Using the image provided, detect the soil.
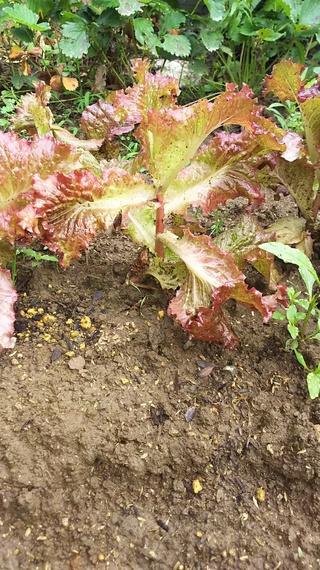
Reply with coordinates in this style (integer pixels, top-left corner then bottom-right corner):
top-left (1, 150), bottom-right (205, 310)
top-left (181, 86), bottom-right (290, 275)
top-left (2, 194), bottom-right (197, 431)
top-left (1, 193), bottom-right (320, 570)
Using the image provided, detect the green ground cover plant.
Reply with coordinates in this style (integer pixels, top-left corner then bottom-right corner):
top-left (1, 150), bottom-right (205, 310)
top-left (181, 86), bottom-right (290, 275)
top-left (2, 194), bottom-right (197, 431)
top-left (0, 0), bottom-right (319, 97)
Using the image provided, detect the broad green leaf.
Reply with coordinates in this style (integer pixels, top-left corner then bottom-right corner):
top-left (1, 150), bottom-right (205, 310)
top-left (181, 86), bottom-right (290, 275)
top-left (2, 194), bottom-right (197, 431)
top-left (296, 298), bottom-right (310, 310)
top-left (161, 10), bottom-right (186, 31)
top-left (273, 310), bottom-right (286, 320)
top-left (161, 34), bottom-right (191, 57)
top-left (117, 0), bottom-right (141, 16)
top-left (307, 371), bottom-right (320, 399)
top-left (300, 0), bottom-right (320, 26)
top-left (133, 17), bottom-right (154, 46)
top-left (287, 303), bottom-right (298, 321)
top-left (92, 0), bottom-right (120, 9)
top-left (264, 0), bottom-right (299, 20)
top-left (200, 28), bottom-right (223, 51)
top-left (203, 0), bottom-right (225, 21)
top-left (264, 59), bottom-right (305, 102)
top-left (3, 5), bottom-right (50, 31)
top-left (257, 28), bottom-right (284, 41)
top-left (293, 347), bottom-right (309, 369)
top-left (260, 242), bottom-right (318, 296)
top-left (32, 168), bottom-right (155, 267)
top-left (60, 21), bottom-right (90, 58)
top-left (287, 323), bottom-right (299, 339)
top-left (27, 0), bottom-right (55, 18)
top-left (0, 266), bottom-right (17, 350)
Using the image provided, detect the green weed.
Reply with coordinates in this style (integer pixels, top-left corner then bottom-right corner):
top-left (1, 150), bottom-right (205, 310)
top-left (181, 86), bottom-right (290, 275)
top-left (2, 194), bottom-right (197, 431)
top-left (261, 242), bottom-right (320, 399)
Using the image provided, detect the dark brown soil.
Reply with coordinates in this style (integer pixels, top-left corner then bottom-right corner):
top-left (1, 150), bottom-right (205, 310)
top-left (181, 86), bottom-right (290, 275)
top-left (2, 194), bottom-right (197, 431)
top-left (1, 209), bottom-right (320, 569)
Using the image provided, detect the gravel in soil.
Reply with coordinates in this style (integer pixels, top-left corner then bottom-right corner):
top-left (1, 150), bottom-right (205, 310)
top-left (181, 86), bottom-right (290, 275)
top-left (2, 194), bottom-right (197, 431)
top-left (1, 230), bottom-right (320, 570)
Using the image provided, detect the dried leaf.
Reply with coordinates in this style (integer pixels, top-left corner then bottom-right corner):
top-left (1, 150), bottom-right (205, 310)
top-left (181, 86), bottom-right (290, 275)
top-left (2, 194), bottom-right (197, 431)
top-left (50, 75), bottom-right (62, 92)
top-left (62, 76), bottom-right (79, 91)
top-left (9, 45), bottom-right (25, 60)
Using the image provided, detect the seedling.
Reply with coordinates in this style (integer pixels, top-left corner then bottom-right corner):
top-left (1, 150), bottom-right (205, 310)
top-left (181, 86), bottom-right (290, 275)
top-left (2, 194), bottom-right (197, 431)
top-left (265, 100), bottom-right (303, 133)
top-left (260, 242), bottom-right (320, 399)
top-left (209, 210), bottom-right (225, 237)
top-left (11, 247), bottom-right (59, 284)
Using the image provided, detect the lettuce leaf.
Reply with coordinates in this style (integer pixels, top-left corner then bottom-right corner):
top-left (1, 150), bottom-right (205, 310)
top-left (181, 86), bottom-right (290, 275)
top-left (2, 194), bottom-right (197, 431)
top-left (0, 132), bottom-right (85, 242)
top-left (32, 168), bottom-right (156, 267)
top-left (111, 58), bottom-right (180, 124)
top-left (10, 80), bottom-right (53, 136)
top-left (159, 230), bottom-right (287, 347)
top-left (0, 266), bottom-right (17, 349)
top-left (81, 100), bottom-right (135, 140)
top-left (163, 130), bottom-right (266, 215)
top-left (264, 59), bottom-right (320, 212)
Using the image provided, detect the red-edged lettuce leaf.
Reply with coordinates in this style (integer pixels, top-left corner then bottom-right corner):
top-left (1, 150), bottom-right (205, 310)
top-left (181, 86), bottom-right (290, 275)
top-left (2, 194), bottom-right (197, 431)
top-left (0, 266), bottom-right (17, 350)
top-left (0, 132), bottom-right (85, 242)
top-left (51, 125), bottom-right (104, 151)
top-left (159, 230), bottom-right (287, 347)
top-left (264, 59), bottom-right (320, 167)
top-left (111, 58), bottom-right (180, 124)
top-left (299, 95), bottom-right (320, 166)
top-left (267, 217), bottom-right (312, 257)
top-left (81, 100), bottom-right (135, 140)
top-left (10, 82), bottom-right (105, 149)
top-left (32, 168), bottom-right (155, 267)
top-left (213, 213), bottom-right (281, 288)
top-left (264, 59), bottom-right (305, 102)
top-left (163, 130), bottom-right (267, 215)
top-left (10, 81), bottom-right (53, 136)
top-left (259, 155), bottom-right (316, 220)
top-left (253, 116), bottom-right (302, 162)
top-left (135, 86), bottom-right (282, 189)
top-left (274, 156), bottom-right (316, 220)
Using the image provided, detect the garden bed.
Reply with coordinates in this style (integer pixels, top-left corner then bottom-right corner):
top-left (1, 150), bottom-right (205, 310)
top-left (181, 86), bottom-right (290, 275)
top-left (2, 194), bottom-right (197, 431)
top-left (1, 221), bottom-right (320, 569)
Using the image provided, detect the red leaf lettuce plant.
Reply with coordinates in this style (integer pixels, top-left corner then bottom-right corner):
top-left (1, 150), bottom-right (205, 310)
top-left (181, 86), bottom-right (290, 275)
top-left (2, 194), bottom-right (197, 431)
top-left (1, 59), bottom-right (303, 351)
top-left (262, 59), bottom-right (320, 226)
